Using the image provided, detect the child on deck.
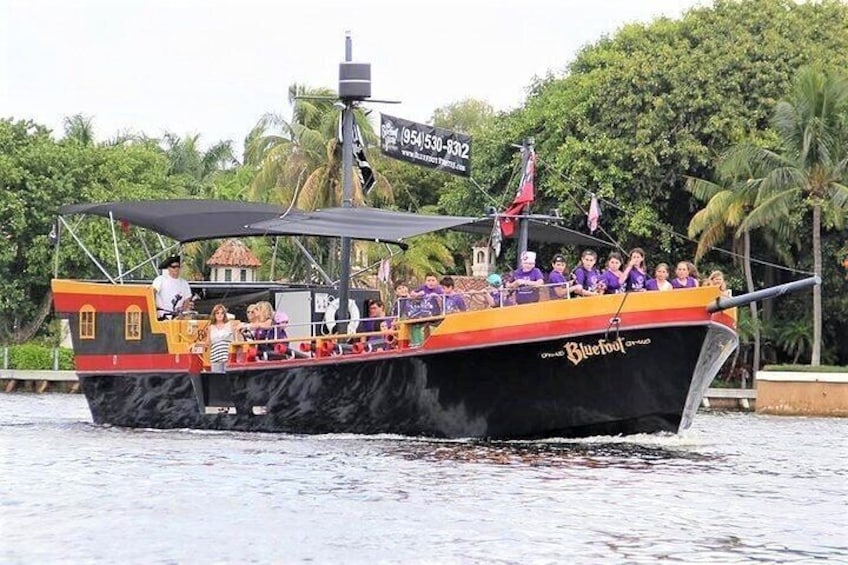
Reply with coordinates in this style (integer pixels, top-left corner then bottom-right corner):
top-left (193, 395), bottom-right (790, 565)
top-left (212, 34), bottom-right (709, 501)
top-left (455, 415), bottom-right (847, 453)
top-left (507, 251), bottom-right (544, 304)
top-left (484, 274), bottom-right (514, 308)
top-left (619, 247), bottom-right (647, 292)
top-left (440, 276), bottom-right (467, 313)
top-left (670, 261), bottom-right (698, 289)
top-left (645, 263), bottom-right (673, 291)
top-left (601, 252), bottom-right (625, 294)
top-left (410, 273), bottom-right (444, 316)
top-left (706, 270), bottom-right (731, 296)
top-left (547, 254), bottom-right (573, 300)
top-left (391, 282), bottom-right (411, 319)
top-left (573, 249), bottom-right (605, 296)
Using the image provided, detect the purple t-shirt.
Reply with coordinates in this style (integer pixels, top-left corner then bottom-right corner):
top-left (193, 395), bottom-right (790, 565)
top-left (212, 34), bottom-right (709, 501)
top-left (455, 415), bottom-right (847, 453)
top-left (626, 267), bottom-right (647, 292)
top-left (443, 293), bottom-right (467, 313)
top-left (574, 266), bottom-right (603, 293)
top-left (415, 285), bottom-right (444, 315)
top-left (601, 270), bottom-right (624, 294)
top-left (547, 270), bottom-right (571, 299)
top-left (646, 278), bottom-right (672, 291)
top-left (391, 297), bottom-right (410, 319)
top-left (670, 277), bottom-right (697, 289)
top-left (489, 290), bottom-right (514, 308)
top-left (511, 267), bottom-right (544, 304)
top-left (360, 317), bottom-right (390, 341)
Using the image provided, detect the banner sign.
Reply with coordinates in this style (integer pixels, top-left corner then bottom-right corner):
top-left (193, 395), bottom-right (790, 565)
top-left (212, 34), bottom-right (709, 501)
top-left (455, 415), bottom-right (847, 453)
top-left (380, 114), bottom-right (471, 177)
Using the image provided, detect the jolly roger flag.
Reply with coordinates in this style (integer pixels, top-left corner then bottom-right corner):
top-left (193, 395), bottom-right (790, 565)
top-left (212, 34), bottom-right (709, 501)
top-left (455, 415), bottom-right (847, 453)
top-left (353, 123), bottom-right (376, 194)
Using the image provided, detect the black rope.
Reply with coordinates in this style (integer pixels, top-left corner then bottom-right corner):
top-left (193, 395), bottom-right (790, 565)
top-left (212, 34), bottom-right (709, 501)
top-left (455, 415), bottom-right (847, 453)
top-left (605, 292), bottom-right (629, 343)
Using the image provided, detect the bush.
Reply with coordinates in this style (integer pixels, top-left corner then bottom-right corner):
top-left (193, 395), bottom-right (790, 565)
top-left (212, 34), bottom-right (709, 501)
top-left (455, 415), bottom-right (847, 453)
top-left (5, 344), bottom-right (75, 370)
top-left (58, 347), bottom-right (75, 370)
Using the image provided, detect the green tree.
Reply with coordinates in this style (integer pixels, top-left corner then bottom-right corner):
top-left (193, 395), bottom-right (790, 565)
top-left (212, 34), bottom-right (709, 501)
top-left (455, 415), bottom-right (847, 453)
top-left (63, 114), bottom-right (95, 145)
top-left (246, 84), bottom-right (395, 280)
top-left (0, 119), bottom-right (179, 343)
top-left (247, 84), bottom-right (393, 209)
top-left (687, 175), bottom-right (765, 371)
top-left (723, 66), bottom-right (848, 365)
top-left (389, 234), bottom-right (455, 286)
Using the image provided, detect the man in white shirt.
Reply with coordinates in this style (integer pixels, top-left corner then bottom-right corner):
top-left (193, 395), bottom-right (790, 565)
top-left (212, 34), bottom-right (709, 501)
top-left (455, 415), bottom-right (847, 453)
top-left (152, 255), bottom-right (193, 319)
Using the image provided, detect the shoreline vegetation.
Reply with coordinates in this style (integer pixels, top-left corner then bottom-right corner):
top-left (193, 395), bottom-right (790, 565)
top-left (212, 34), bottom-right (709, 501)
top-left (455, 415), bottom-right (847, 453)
top-left (2, 0), bottom-right (847, 377)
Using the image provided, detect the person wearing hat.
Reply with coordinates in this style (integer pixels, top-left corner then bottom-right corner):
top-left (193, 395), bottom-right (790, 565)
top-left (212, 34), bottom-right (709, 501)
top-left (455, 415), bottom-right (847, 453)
top-left (507, 251), bottom-right (544, 304)
top-left (152, 255), bottom-right (193, 319)
top-left (548, 253), bottom-right (574, 299)
top-left (484, 273), bottom-right (514, 308)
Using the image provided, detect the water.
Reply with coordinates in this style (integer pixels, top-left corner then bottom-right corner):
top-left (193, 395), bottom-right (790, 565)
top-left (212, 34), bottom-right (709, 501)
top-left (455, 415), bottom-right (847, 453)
top-left (1, 394), bottom-right (846, 564)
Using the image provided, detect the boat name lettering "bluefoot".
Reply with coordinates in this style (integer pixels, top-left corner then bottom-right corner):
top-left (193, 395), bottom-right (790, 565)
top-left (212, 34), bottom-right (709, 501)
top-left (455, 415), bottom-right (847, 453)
top-left (540, 337), bottom-right (651, 365)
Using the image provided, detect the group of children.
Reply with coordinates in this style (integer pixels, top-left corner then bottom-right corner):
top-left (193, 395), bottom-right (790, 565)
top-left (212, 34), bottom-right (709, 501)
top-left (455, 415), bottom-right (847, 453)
top-left (384, 248), bottom-right (730, 317)
top-left (564, 247), bottom-right (728, 296)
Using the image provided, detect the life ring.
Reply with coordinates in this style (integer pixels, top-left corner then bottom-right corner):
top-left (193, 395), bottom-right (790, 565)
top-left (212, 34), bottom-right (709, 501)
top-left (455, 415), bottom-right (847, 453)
top-left (323, 296), bottom-right (360, 334)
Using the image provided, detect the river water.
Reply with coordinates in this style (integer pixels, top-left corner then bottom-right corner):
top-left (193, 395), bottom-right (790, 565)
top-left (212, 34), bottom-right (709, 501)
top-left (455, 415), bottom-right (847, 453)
top-left (1, 394), bottom-right (845, 564)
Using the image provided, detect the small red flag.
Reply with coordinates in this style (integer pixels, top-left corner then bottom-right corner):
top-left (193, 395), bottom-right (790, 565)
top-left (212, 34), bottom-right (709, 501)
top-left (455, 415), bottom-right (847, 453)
top-left (499, 147), bottom-right (536, 238)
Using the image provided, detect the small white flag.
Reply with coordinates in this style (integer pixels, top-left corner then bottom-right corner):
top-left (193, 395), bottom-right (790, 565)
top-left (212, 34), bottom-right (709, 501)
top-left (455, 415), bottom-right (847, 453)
top-left (588, 194), bottom-right (601, 233)
top-left (378, 258), bottom-right (391, 284)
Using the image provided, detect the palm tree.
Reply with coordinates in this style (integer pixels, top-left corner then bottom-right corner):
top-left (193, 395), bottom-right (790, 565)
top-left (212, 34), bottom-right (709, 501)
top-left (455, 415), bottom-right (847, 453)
top-left (246, 84), bottom-right (394, 279)
top-left (720, 66), bottom-right (848, 366)
top-left (246, 83), bottom-right (393, 208)
top-left (160, 133), bottom-right (240, 279)
top-left (390, 234), bottom-right (455, 286)
top-left (687, 175), bottom-right (764, 373)
top-left (63, 114), bottom-right (95, 145)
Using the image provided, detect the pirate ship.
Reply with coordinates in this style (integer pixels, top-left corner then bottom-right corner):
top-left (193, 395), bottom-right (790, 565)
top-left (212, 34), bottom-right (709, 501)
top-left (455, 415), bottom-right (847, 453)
top-left (50, 37), bottom-right (818, 439)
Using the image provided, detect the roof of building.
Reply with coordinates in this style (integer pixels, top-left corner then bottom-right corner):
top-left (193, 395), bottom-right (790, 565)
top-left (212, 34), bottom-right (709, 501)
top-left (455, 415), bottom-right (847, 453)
top-left (206, 239), bottom-right (262, 268)
top-left (451, 275), bottom-right (491, 311)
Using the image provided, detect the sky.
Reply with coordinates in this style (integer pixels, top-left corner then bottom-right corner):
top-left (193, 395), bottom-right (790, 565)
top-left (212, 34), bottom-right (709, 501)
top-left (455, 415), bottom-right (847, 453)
top-left (2, 0), bottom-right (707, 153)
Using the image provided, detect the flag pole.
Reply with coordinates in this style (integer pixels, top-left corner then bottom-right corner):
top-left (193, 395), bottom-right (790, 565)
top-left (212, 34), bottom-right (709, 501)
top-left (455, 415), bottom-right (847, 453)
top-left (515, 138), bottom-right (533, 268)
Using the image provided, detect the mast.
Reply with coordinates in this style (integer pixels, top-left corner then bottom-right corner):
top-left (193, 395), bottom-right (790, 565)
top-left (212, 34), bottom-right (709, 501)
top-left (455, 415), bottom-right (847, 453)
top-left (336, 32), bottom-right (371, 332)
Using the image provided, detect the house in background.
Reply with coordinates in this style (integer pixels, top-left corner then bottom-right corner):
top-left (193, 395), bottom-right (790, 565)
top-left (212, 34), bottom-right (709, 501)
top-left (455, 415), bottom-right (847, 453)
top-left (471, 241), bottom-right (496, 277)
top-left (206, 239), bottom-right (262, 283)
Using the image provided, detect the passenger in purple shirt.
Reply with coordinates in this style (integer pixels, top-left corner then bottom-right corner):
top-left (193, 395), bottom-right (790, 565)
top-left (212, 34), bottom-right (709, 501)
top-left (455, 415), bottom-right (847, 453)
top-left (601, 252), bottom-right (625, 294)
top-left (573, 249), bottom-right (605, 296)
top-left (507, 251), bottom-right (544, 304)
top-left (547, 253), bottom-right (574, 299)
top-left (619, 247), bottom-right (648, 292)
top-left (484, 273), bottom-right (514, 308)
top-left (645, 263), bottom-right (673, 291)
top-left (440, 276), bottom-right (467, 313)
top-left (410, 273), bottom-right (444, 315)
top-left (360, 300), bottom-right (391, 348)
top-left (670, 261), bottom-right (698, 289)
top-left (391, 282), bottom-right (411, 319)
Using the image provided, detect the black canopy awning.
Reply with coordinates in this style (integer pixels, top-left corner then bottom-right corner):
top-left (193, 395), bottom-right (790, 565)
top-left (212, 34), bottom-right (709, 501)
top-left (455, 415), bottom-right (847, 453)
top-left (249, 207), bottom-right (612, 248)
top-left (248, 207), bottom-right (479, 244)
top-left (59, 200), bottom-right (294, 243)
top-left (59, 200), bottom-right (612, 248)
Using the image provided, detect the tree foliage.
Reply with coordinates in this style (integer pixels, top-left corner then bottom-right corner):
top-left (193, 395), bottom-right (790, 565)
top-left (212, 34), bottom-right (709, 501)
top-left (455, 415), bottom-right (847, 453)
top-left (0, 119), bottom-right (181, 342)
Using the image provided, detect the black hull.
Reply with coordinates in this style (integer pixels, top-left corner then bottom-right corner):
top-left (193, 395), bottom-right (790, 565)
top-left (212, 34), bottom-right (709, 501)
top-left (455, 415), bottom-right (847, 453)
top-left (78, 325), bottom-right (735, 439)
